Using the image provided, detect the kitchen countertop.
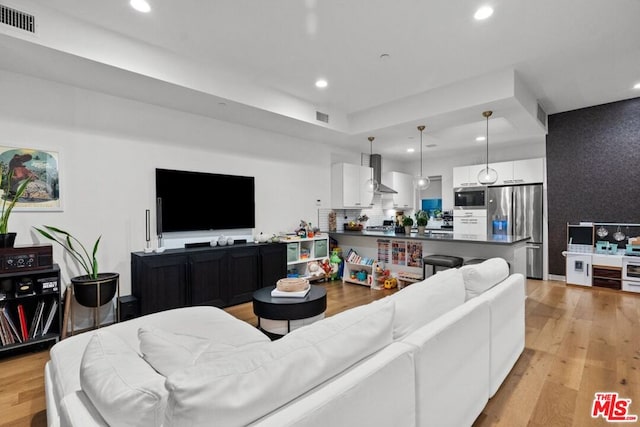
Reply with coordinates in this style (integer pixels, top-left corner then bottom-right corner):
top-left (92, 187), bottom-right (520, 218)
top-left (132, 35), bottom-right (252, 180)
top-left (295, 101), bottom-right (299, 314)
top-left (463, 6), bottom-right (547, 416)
top-left (330, 230), bottom-right (531, 245)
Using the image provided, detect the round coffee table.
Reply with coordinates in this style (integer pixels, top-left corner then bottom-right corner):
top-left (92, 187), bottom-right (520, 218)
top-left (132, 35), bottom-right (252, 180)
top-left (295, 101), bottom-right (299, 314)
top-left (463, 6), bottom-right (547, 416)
top-left (252, 285), bottom-right (327, 339)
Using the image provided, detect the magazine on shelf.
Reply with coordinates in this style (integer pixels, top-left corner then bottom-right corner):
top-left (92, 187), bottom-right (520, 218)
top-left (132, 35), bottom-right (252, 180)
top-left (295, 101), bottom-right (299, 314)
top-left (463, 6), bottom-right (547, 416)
top-left (42, 300), bottom-right (58, 336)
top-left (1, 305), bottom-right (22, 343)
top-left (28, 300), bottom-right (45, 340)
top-left (17, 304), bottom-right (28, 342)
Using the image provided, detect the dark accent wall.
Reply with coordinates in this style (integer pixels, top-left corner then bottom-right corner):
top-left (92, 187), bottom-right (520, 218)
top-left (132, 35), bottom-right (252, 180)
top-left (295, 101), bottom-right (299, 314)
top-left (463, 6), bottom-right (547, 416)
top-left (546, 97), bottom-right (640, 275)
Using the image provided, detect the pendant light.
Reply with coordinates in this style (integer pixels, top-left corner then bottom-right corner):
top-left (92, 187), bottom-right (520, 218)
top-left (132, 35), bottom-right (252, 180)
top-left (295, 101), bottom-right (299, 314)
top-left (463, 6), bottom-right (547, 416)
top-left (365, 136), bottom-right (379, 193)
top-left (414, 125), bottom-right (430, 190)
top-left (477, 110), bottom-right (498, 185)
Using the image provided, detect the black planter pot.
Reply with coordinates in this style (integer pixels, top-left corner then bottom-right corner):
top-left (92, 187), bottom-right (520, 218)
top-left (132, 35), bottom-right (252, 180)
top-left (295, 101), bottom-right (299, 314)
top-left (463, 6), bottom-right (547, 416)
top-left (71, 272), bottom-right (119, 308)
top-left (0, 232), bottom-right (16, 248)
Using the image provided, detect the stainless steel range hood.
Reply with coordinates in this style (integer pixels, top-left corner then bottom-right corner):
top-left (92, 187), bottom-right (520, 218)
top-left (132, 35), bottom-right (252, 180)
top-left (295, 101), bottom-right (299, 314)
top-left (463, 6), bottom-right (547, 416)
top-left (369, 154), bottom-right (397, 194)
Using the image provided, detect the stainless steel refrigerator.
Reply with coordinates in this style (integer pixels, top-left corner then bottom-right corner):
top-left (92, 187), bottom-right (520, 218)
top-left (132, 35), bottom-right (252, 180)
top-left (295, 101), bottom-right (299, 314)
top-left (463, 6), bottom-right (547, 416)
top-left (487, 184), bottom-right (543, 279)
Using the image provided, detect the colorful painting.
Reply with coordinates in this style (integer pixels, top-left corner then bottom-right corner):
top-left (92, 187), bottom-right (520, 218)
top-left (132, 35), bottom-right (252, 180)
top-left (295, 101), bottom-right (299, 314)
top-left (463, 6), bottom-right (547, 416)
top-left (0, 146), bottom-right (61, 211)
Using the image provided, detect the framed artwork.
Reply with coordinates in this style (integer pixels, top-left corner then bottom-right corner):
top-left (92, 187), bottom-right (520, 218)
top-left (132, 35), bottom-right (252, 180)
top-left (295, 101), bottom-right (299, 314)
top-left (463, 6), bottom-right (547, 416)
top-left (0, 146), bottom-right (62, 211)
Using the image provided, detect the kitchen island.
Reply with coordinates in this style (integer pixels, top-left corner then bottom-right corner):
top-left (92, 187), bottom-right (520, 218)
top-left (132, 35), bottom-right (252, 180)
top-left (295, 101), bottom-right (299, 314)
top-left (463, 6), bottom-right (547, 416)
top-left (330, 230), bottom-right (530, 280)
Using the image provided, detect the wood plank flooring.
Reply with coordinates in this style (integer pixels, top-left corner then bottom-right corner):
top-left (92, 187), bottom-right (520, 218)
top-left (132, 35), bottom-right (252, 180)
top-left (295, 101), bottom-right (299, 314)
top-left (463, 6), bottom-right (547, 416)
top-left (1, 279), bottom-right (639, 427)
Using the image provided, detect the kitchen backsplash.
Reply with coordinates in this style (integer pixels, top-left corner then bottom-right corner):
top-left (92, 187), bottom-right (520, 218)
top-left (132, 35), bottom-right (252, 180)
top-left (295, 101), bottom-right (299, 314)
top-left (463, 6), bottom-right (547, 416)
top-left (318, 194), bottom-right (415, 231)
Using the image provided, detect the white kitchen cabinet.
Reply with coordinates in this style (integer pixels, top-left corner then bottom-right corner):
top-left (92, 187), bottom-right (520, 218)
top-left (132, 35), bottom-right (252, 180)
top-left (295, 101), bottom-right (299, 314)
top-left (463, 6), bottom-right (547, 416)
top-left (565, 253), bottom-right (592, 286)
top-left (453, 209), bottom-right (487, 236)
top-left (331, 163), bottom-right (374, 209)
top-left (512, 158), bottom-right (544, 184)
top-left (455, 158), bottom-right (544, 187)
top-left (382, 171), bottom-right (414, 210)
top-left (490, 161), bottom-right (515, 185)
top-left (453, 166), bottom-right (483, 187)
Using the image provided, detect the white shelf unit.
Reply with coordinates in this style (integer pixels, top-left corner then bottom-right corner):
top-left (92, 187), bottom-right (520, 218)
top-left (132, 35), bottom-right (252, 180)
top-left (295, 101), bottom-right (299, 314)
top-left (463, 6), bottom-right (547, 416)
top-left (342, 249), bottom-right (378, 287)
top-left (284, 235), bottom-right (330, 281)
top-left (343, 261), bottom-right (379, 287)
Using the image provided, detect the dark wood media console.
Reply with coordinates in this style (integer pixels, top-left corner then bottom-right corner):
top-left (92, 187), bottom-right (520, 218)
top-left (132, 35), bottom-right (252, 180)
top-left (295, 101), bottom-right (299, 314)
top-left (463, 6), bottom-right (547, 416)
top-left (131, 243), bottom-right (286, 316)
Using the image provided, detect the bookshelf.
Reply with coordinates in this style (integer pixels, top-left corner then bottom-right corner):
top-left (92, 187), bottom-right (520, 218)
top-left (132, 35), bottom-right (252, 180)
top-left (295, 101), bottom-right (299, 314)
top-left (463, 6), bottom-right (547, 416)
top-left (0, 265), bottom-right (61, 356)
top-left (343, 249), bottom-right (378, 287)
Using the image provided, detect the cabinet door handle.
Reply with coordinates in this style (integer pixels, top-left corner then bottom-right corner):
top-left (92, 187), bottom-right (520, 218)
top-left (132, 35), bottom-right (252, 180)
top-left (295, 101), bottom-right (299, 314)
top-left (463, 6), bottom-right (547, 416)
top-left (586, 264), bottom-right (589, 277)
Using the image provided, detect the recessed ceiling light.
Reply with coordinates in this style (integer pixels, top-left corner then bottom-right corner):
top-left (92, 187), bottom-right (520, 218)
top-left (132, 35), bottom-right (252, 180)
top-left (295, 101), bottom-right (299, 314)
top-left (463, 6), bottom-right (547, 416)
top-left (315, 79), bottom-right (328, 88)
top-left (634, 82), bottom-right (640, 89)
top-left (474, 5), bottom-right (493, 20)
top-left (130, 0), bottom-right (151, 13)
top-left (407, 148), bottom-right (415, 153)
top-left (476, 136), bottom-right (486, 142)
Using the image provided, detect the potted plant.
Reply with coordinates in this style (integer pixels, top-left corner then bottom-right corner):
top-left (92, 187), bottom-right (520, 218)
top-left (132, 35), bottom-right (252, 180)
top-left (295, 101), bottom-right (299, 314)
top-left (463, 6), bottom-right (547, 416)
top-left (402, 216), bottom-right (414, 235)
top-left (415, 210), bottom-right (429, 234)
top-left (0, 168), bottom-right (32, 248)
top-left (33, 225), bottom-right (119, 308)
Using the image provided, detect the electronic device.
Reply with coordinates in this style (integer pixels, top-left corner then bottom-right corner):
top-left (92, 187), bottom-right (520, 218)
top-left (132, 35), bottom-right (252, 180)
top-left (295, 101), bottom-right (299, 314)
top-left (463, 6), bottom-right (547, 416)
top-left (37, 276), bottom-right (59, 294)
top-left (156, 168), bottom-right (255, 232)
top-left (0, 245), bottom-right (53, 272)
top-left (15, 277), bottom-right (35, 296)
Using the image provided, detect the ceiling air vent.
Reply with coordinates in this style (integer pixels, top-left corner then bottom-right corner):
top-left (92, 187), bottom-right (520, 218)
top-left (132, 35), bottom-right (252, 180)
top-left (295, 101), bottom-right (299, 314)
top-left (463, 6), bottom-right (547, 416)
top-left (536, 102), bottom-right (547, 127)
top-left (0, 4), bottom-right (35, 33)
top-left (316, 111), bottom-right (329, 123)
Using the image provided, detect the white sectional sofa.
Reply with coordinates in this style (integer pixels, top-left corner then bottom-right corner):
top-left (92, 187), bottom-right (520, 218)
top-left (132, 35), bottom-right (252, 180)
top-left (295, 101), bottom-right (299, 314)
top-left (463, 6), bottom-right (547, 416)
top-left (45, 257), bottom-right (525, 427)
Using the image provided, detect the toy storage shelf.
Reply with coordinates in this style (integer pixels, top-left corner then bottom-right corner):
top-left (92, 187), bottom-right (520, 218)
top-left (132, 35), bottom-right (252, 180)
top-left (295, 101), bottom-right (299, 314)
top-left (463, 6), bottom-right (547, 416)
top-left (343, 261), bottom-right (379, 287)
top-left (283, 235), bottom-right (329, 281)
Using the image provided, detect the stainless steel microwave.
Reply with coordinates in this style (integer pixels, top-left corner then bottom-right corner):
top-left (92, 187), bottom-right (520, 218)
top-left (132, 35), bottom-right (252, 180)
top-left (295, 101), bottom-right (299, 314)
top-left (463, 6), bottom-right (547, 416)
top-left (454, 187), bottom-right (487, 209)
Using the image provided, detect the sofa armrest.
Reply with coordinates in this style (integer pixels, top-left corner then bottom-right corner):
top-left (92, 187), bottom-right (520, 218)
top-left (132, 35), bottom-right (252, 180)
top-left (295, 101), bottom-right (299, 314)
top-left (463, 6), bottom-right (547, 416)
top-left (401, 297), bottom-right (491, 427)
top-left (59, 391), bottom-right (108, 427)
top-left (250, 343), bottom-right (416, 427)
top-left (474, 273), bottom-right (526, 396)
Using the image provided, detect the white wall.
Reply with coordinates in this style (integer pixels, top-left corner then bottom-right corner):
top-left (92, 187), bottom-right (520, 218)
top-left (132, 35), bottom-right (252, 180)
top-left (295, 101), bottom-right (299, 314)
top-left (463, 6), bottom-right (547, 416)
top-left (0, 70), bottom-right (335, 301)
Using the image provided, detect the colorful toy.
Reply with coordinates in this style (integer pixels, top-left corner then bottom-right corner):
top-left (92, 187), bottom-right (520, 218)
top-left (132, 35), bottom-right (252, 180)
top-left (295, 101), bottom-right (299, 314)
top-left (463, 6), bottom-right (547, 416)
top-left (383, 277), bottom-right (398, 289)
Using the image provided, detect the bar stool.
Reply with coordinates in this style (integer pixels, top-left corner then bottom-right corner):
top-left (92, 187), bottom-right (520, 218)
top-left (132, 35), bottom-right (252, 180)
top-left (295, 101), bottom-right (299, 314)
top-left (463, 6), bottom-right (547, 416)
top-left (464, 258), bottom-right (487, 266)
top-left (423, 255), bottom-right (464, 278)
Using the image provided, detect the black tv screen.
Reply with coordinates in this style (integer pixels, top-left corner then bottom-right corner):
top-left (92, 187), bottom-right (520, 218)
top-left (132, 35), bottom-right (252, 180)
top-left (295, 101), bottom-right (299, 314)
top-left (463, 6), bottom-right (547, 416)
top-left (156, 168), bottom-right (255, 232)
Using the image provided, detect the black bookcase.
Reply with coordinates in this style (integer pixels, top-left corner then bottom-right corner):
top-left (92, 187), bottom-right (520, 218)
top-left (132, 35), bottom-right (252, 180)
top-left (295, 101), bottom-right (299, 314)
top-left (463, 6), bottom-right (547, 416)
top-left (0, 265), bottom-right (61, 357)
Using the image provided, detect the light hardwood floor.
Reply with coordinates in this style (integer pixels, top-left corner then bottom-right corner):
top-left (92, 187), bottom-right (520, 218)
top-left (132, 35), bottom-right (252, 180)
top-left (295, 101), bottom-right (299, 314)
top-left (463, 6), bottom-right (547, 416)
top-left (1, 279), bottom-right (639, 427)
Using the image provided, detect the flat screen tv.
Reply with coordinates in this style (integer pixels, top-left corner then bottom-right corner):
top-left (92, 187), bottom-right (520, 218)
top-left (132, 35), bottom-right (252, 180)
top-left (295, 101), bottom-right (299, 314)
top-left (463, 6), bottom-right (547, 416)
top-left (155, 168), bottom-right (255, 232)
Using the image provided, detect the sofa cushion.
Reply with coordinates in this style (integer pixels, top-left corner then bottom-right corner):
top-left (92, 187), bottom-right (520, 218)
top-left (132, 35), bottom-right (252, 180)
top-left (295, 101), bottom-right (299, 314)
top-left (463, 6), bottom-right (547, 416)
top-left (459, 257), bottom-right (510, 300)
top-left (390, 267), bottom-right (466, 340)
top-left (79, 331), bottom-right (168, 427)
top-left (164, 297), bottom-right (396, 427)
top-left (138, 327), bottom-right (266, 377)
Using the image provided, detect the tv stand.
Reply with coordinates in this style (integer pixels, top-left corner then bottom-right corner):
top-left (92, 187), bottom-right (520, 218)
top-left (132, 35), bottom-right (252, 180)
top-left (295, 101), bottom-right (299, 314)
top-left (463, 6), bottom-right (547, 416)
top-left (131, 243), bottom-right (286, 316)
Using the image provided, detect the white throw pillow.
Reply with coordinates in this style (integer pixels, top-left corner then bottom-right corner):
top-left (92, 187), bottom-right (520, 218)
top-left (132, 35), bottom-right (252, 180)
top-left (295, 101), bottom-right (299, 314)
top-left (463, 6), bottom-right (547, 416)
top-left (80, 331), bottom-right (168, 427)
top-left (459, 257), bottom-right (510, 300)
top-left (390, 267), bottom-right (466, 340)
top-left (164, 298), bottom-right (396, 427)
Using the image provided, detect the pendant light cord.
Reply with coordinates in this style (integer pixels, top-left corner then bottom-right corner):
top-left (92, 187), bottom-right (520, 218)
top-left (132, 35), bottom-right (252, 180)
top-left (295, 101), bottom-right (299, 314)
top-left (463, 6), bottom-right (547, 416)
top-left (418, 125), bottom-right (425, 176)
top-left (482, 111), bottom-right (492, 170)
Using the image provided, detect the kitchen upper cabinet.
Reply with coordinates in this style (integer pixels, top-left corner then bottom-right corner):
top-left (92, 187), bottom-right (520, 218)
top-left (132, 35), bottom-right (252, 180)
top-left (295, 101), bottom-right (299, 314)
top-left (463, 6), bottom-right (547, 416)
top-left (455, 158), bottom-right (544, 187)
top-left (453, 165), bottom-right (485, 187)
top-left (382, 171), bottom-right (414, 210)
top-left (491, 158), bottom-right (544, 185)
top-left (512, 158), bottom-right (544, 184)
top-left (331, 163), bottom-right (374, 209)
